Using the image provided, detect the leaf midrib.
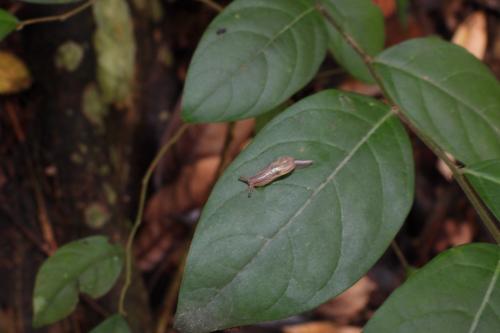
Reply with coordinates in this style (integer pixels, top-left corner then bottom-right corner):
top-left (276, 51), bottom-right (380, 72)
top-left (464, 168), bottom-right (500, 185)
top-left (194, 110), bottom-right (394, 313)
top-left (468, 258), bottom-right (500, 333)
top-left (374, 60), bottom-right (500, 137)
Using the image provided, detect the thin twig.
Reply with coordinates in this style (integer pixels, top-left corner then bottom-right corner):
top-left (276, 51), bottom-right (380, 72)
top-left (4, 102), bottom-right (58, 252)
top-left (118, 124), bottom-right (190, 316)
top-left (390, 240), bottom-right (410, 273)
top-left (316, 67), bottom-right (346, 80)
top-left (81, 295), bottom-right (110, 318)
top-left (16, 0), bottom-right (97, 31)
top-left (316, 3), bottom-right (500, 243)
top-left (154, 239), bottom-right (192, 333)
top-left (196, 0), bottom-right (223, 12)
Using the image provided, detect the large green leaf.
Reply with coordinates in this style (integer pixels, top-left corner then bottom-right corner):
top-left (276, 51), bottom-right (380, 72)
top-left (33, 236), bottom-right (124, 328)
top-left (464, 159), bottom-right (500, 221)
top-left (374, 37), bottom-right (500, 165)
top-left (90, 314), bottom-right (131, 333)
top-left (365, 243), bottom-right (500, 333)
top-left (319, 0), bottom-right (384, 83)
top-left (182, 0), bottom-right (328, 123)
top-left (175, 90), bottom-right (414, 332)
top-left (0, 9), bottom-right (18, 41)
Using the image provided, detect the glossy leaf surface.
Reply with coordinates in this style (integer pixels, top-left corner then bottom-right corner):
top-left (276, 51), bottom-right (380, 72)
top-left (320, 0), bottom-right (384, 83)
top-left (374, 37), bottom-right (500, 165)
top-left (182, 0), bottom-right (328, 122)
top-left (33, 236), bottom-right (123, 327)
top-left (365, 243), bottom-right (500, 333)
top-left (175, 90), bottom-right (414, 332)
top-left (464, 159), bottom-right (500, 221)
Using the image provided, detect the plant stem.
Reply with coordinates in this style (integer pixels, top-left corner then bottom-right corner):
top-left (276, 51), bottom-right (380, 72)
top-left (17, 0), bottom-right (97, 30)
top-left (316, 3), bottom-right (500, 244)
top-left (154, 238), bottom-right (192, 333)
top-left (196, 0), bottom-right (223, 13)
top-left (391, 240), bottom-right (410, 272)
top-left (118, 124), bottom-right (190, 315)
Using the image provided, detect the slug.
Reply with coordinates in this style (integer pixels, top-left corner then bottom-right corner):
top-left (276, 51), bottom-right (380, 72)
top-left (238, 156), bottom-right (313, 196)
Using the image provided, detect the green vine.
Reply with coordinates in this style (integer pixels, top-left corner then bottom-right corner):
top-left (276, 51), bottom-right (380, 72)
top-left (118, 124), bottom-right (189, 315)
top-left (316, 3), bottom-right (500, 244)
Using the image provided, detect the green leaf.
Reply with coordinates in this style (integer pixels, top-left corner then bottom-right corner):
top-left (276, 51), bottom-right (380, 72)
top-left (464, 159), bottom-right (500, 221)
top-left (0, 9), bottom-right (18, 41)
top-left (93, 0), bottom-right (136, 104)
top-left (175, 90), bottom-right (414, 332)
top-left (182, 0), bottom-right (328, 123)
top-left (32, 236), bottom-right (124, 328)
top-left (90, 314), bottom-right (131, 333)
top-left (254, 101), bottom-right (291, 133)
top-left (374, 37), bottom-right (500, 165)
top-left (319, 0), bottom-right (384, 83)
top-left (365, 243), bottom-right (500, 333)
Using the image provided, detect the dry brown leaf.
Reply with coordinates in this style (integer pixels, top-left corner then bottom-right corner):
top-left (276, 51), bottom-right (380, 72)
top-left (317, 276), bottom-right (376, 324)
top-left (284, 322), bottom-right (361, 333)
top-left (136, 118), bottom-right (254, 270)
top-left (435, 219), bottom-right (474, 252)
top-left (136, 156), bottom-right (220, 270)
top-left (283, 322), bottom-right (339, 333)
top-left (0, 51), bottom-right (32, 94)
top-left (336, 326), bottom-right (361, 333)
top-left (385, 15), bottom-right (424, 47)
top-left (452, 11), bottom-right (487, 60)
top-left (372, 0), bottom-right (396, 17)
top-left (339, 79), bottom-right (380, 96)
top-left (0, 308), bottom-right (19, 333)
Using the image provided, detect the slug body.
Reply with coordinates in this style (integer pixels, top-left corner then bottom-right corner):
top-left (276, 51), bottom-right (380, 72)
top-left (239, 156), bottom-right (313, 196)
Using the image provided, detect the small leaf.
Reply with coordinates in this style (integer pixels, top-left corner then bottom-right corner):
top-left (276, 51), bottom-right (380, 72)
top-left (319, 0), bottom-right (384, 83)
top-left (182, 0), bottom-right (328, 122)
top-left (365, 243), bottom-right (500, 333)
top-left (0, 9), bottom-right (18, 41)
top-left (90, 314), bottom-right (131, 333)
top-left (464, 159), bottom-right (500, 221)
top-left (93, 0), bottom-right (136, 104)
top-left (175, 90), bottom-right (414, 332)
top-left (374, 37), bottom-right (500, 165)
top-left (33, 236), bottom-right (123, 328)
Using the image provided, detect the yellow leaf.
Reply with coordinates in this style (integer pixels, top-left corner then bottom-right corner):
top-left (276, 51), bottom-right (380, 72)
top-left (0, 51), bottom-right (32, 94)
